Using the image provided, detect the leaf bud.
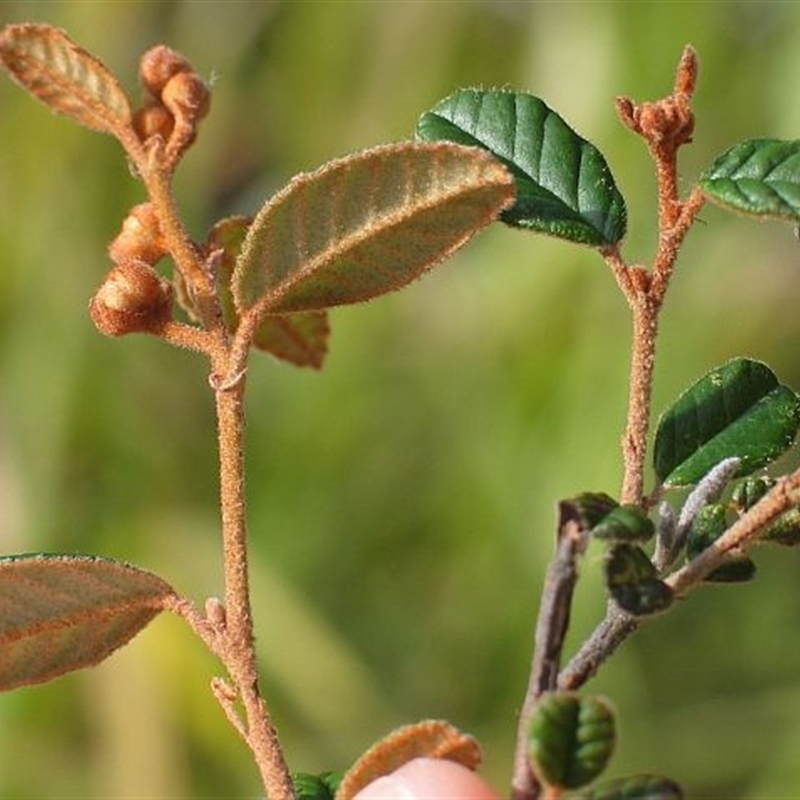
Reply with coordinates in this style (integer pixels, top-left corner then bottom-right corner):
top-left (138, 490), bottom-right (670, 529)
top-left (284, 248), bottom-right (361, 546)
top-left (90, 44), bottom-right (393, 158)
top-left (108, 203), bottom-right (166, 266)
top-left (139, 45), bottom-right (193, 98)
top-left (89, 261), bottom-right (172, 337)
top-left (161, 71), bottom-right (211, 124)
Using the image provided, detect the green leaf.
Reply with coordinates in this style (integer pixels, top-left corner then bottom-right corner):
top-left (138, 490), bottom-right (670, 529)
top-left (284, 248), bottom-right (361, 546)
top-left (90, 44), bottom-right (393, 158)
top-left (700, 139), bottom-right (800, 221)
top-left (761, 507), bottom-right (800, 547)
top-left (416, 89), bottom-right (626, 246)
top-left (293, 772), bottom-right (342, 800)
top-left (559, 493), bottom-right (619, 533)
top-left (232, 141), bottom-right (514, 315)
top-left (576, 773), bottom-right (684, 800)
top-left (591, 505), bottom-right (655, 543)
top-left (0, 554), bottom-right (176, 690)
top-left (654, 358), bottom-right (800, 487)
top-left (731, 476), bottom-right (775, 513)
top-left (528, 693), bottom-right (615, 790)
top-left (686, 504), bottom-right (756, 583)
top-left (605, 544), bottom-right (673, 616)
top-left (200, 216), bottom-right (330, 369)
top-left (0, 23), bottom-right (132, 137)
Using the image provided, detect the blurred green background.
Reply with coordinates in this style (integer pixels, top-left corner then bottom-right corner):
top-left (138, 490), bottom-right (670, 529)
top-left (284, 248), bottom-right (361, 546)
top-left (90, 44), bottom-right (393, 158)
top-left (2, 1), bottom-right (800, 797)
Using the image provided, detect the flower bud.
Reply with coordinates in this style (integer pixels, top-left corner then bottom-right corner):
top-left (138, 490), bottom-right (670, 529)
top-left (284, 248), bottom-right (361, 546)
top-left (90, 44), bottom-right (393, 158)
top-left (108, 203), bottom-right (166, 266)
top-left (132, 102), bottom-right (175, 143)
top-left (161, 71), bottom-right (211, 124)
top-left (139, 45), bottom-right (193, 98)
top-left (89, 261), bottom-right (172, 337)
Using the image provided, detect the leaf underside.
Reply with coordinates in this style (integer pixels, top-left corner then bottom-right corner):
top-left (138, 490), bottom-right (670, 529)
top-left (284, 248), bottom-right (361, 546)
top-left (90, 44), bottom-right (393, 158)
top-left (654, 358), bottom-right (800, 487)
top-left (0, 554), bottom-right (175, 691)
top-left (416, 88), bottom-right (627, 246)
top-left (0, 23), bottom-right (131, 136)
top-left (205, 216), bottom-right (330, 369)
top-left (232, 141), bottom-right (515, 315)
top-left (700, 139), bottom-right (800, 221)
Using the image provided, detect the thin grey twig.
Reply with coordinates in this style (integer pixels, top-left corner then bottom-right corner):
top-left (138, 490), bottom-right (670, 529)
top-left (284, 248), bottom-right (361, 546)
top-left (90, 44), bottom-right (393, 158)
top-left (511, 511), bottom-right (588, 800)
top-left (557, 602), bottom-right (638, 691)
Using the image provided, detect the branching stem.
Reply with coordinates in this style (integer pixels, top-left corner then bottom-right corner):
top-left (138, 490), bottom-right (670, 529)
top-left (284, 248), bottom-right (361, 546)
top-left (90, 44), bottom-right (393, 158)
top-left (516, 50), bottom-right (710, 795)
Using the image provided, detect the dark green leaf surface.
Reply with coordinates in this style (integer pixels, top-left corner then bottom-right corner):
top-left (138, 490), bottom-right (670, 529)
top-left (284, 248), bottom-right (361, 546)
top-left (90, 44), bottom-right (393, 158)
top-left (762, 507), bottom-right (800, 546)
top-left (232, 142), bottom-right (514, 315)
top-left (700, 139), bottom-right (800, 220)
top-left (731, 477), bottom-right (774, 513)
top-left (0, 554), bottom-right (175, 690)
top-left (654, 359), bottom-right (800, 487)
top-left (560, 493), bottom-right (619, 533)
top-left (605, 544), bottom-right (673, 616)
top-left (292, 772), bottom-right (341, 800)
top-left (528, 693), bottom-right (615, 790)
top-left (416, 89), bottom-right (626, 246)
top-left (577, 774), bottom-right (684, 800)
top-left (591, 504), bottom-right (655, 543)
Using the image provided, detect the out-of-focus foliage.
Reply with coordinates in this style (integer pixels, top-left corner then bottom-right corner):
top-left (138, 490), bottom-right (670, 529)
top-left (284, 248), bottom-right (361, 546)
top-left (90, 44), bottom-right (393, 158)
top-left (1, 1), bottom-right (800, 797)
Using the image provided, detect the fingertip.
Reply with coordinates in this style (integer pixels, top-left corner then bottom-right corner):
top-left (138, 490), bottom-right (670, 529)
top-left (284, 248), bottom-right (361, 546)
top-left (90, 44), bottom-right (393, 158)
top-left (352, 758), bottom-right (501, 800)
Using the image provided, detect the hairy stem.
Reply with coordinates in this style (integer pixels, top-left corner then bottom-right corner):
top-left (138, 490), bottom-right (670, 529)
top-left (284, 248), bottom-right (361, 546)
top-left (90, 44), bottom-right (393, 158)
top-left (620, 301), bottom-right (658, 506)
top-left (215, 379), bottom-right (294, 800)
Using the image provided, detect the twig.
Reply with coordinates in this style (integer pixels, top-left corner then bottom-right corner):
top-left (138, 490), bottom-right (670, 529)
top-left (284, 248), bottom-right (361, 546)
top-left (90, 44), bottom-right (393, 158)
top-left (512, 512), bottom-right (588, 800)
top-left (545, 47), bottom-right (708, 695)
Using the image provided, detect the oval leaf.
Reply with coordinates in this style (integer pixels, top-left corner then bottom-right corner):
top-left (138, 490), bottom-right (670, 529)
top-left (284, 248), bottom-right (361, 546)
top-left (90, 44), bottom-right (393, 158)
top-left (200, 217), bottom-right (330, 369)
top-left (577, 774), bottom-right (684, 800)
top-left (0, 554), bottom-right (176, 690)
top-left (416, 89), bottom-right (626, 246)
top-left (700, 139), bottom-right (800, 221)
top-left (654, 359), bottom-right (800, 487)
top-left (528, 692), bottom-right (615, 790)
top-left (605, 544), bottom-right (673, 616)
top-left (0, 23), bottom-right (132, 136)
top-left (335, 720), bottom-right (481, 800)
top-left (232, 141), bottom-right (514, 315)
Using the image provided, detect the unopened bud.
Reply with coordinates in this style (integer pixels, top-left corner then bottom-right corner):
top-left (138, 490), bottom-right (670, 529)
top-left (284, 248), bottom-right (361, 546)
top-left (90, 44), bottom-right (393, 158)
top-left (161, 71), bottom-right (211, 123)
top-left (108, 203), bottom-right (166, 266)
top-left (139, 45), bottom-right (193, 98)
top-left (132, 102), bottom-right (175, 143)
top-left (89, 261), bottom-right (172, 337)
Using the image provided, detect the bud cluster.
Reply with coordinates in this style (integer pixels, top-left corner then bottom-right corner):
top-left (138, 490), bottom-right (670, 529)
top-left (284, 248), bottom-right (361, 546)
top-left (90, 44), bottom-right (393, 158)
top-left (132, 45), bottom-right (210, 171)
top-left (91, 202), bottom-right (173, 337)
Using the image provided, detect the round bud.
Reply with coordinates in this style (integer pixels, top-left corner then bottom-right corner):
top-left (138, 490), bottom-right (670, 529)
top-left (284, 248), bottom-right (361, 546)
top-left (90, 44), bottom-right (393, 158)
top-left (89, 261), bottom-right (172, 337)
top-left (139, 45), bottom-right (193, 98)
top-left (161, 71), bottom-right (211, 123)
top-left (132, 102), bottom-right (175, 143)
top-left (108, 203), bottom-right (166, 266)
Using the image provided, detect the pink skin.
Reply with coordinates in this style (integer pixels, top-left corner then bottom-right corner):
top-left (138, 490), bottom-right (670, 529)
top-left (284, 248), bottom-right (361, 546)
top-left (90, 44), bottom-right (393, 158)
top-left (352, 758), bottom-right (501, 800)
